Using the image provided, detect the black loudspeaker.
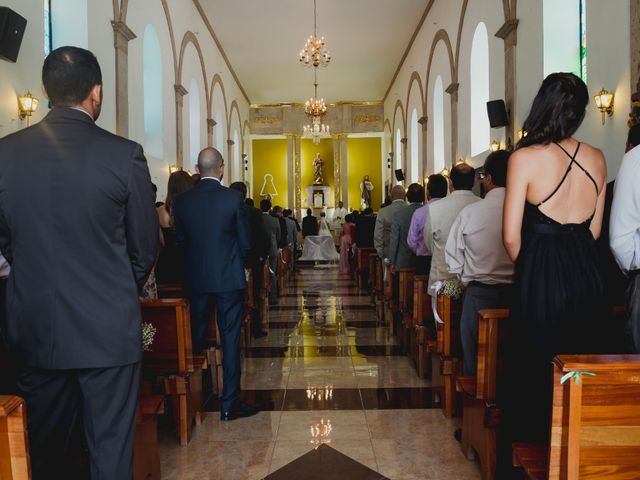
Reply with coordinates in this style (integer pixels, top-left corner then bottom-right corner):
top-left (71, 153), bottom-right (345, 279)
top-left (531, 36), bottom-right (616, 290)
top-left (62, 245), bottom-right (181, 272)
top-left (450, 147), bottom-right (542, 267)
top-left (487, 99), bottom-right (509, 128)
top-left (394, 169), bottom-right (405, 182)
top-left (0, 8), bottom-right (27, 63)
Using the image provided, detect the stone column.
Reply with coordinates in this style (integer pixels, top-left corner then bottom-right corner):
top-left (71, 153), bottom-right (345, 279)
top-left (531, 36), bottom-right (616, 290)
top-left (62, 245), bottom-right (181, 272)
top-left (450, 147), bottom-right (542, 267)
top-left (333, 136), bottom-right (341, 208)
top-left (227, 139), bottom-right (235, 181)
top-left (287, 134), bottom-right (294, 210)
top-left (207, 118), bottom-right (216, 147)
top-left (445, 83), bottom-right (459, 167)
top-left (632, 0), bottom-right (640, 96)
top-left (294, 136), bottom-right (302, 219)
top-left (418, 116), bottom-right (428, 181)
top-left (340, 136), bottom-right (348, 206)
top-left (174, 84), bottom-right (188, 168)
top-left (400, 137), bottom-right (408, 183)
top-left (495, 19), bottom-right (519, 141)
top-left (111, 21), bottom-right (136, 138)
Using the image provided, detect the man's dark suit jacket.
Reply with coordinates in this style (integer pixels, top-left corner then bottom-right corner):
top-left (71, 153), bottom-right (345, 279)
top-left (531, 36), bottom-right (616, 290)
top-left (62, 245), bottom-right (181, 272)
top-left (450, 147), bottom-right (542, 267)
top-left (174, 179), bottom-right (251, 294)
top-left (355, 215), bottom-right (376, 247)
top-left (0, 107), bottom-right (158, 369)
top-left (302, 215), bottom-right (318, 237)
top-left (244, 204), bottom-right (269, 266)
top-left (276, 216), bottom-right (288, 248)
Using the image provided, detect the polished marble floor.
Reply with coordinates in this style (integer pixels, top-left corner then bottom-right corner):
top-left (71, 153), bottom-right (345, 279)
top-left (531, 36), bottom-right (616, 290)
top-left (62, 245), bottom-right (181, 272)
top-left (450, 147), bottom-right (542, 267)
top-left (159, 266), bottom-right (481, 480)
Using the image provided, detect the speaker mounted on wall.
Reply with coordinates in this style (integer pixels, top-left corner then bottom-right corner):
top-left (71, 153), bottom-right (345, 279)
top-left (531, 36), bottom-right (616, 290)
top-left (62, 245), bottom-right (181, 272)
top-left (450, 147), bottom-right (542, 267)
top-left (0, 7), bottom-right (27, 63)
top-left (486, 99), bottom-right (509, 128)
top-left (394, 169), bottom-right (405, 182)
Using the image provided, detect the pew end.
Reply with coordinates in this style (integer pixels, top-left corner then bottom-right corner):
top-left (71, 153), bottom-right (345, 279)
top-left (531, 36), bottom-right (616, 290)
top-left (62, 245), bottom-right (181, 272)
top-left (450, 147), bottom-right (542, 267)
top-left (0, 396), bottom-right (30, 480)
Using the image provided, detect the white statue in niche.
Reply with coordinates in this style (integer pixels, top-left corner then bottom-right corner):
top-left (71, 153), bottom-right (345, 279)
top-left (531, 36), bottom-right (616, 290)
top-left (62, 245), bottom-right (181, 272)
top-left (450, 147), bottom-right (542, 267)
top-left (260, 174), bottom-right (278, 198)
top-left (360, 175), bottom-right (374, 209)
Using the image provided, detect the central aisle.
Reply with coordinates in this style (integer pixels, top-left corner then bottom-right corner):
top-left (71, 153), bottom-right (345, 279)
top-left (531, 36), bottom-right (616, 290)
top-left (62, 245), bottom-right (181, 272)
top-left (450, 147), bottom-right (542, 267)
top-left (159, 265), bottom-right (481, 480)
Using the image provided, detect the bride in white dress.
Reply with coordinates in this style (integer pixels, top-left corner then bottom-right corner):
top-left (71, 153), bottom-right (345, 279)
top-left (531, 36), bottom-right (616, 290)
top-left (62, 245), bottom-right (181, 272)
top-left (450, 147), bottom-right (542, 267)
top-left (318, 212), bottom-right (332, 237)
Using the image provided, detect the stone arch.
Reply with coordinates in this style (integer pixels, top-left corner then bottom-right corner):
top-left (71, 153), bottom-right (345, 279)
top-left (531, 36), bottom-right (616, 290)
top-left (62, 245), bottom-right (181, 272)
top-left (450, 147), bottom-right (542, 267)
top-left (243, 120), bottom-right (251, 138)
top-left (404, 71), bottom-right (425, 122)
top-left (228, 100), bottom-right (243, 141)
top-left (160, 0), bottom-right (178, 77)
top-left (424, 29), bottom-right (456, 111)
top-left (177, 31), bottom-right (210, 116)
top-left (391, 100), bottom-right (406, 139)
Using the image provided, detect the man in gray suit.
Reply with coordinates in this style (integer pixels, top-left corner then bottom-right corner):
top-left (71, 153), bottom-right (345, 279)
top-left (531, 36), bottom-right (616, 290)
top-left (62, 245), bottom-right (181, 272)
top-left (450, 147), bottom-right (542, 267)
top-left (374, 185), bottom-right (407, 262)
top-left (260, 199), bottom-right (281, 304)
top-left (389, 183), bottom-right (425, 272)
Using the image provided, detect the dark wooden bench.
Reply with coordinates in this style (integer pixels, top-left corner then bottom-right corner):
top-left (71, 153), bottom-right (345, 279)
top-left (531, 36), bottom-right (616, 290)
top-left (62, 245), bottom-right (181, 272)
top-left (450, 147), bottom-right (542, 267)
top-left (133, 395), bottom-right (165, 480)
top-left (398, 267), bottom-right (416, 353)
top-left (456, 308), bottom-right (510, 480)
top-left (411, 275), bottom-right (435, 379)
top-left (0, 395), bottom-right (30, 480)
top-left (368, 253), bottom-right (378, 301)
top-left (513, 354), bottom-right (640, 480)
top-left (356, 247), bottom-right (376, 290)
top-left (140, 299), bottom-right (206, 446)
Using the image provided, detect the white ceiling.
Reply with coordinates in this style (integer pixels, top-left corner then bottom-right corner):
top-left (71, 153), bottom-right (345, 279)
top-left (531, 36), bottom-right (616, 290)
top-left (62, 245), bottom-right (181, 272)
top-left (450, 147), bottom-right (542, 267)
top-left (200, 0), bottom-right (429, 104)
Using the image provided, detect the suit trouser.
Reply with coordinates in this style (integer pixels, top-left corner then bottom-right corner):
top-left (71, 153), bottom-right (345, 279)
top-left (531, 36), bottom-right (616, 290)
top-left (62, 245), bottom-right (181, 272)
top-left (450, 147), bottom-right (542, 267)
top-left (625, 273), bottom-right (640, 353)
top-left (461, 282), bottom-right (512, 375)
top-left (17, 362), bottom-right (140, 480)
top-left (250, 260), bottom-right (264, 333)
top-left (268, 255), bottom-right (278, 302)
top-left (189, 289), bottom-right (245, 413)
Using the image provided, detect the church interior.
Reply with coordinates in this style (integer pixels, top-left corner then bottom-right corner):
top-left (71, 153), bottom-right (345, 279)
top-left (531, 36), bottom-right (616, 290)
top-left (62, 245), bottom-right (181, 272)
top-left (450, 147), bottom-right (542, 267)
top-left (1, 0), bottom-right (640, 479)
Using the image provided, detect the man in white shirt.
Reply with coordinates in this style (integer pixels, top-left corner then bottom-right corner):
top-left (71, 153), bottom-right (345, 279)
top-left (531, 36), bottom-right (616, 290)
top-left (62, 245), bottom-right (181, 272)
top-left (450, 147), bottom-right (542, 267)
top-left (425, 163), bottom-right (479, 290)
top-left (445, 151), bottom-right (514, 374)
top-left (332, 201), bottom-right (348, 223)
top-left (610, 125), bottom-right (640, 353)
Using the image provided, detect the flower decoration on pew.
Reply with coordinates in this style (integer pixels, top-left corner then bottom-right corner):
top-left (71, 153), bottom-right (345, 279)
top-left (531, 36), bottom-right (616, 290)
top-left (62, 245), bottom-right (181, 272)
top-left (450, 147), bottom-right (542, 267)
top-left (142, 322), bottom-right (157, 352)
top-left (560, 370), bottom-right (596, 385)
top-left (438, 279), bottom-right (464, 299)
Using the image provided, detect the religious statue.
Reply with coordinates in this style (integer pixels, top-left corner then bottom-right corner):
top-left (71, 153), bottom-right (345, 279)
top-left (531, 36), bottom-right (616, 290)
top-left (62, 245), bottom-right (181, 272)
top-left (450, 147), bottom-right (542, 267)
top-left (360, 175), bottom-right (374, 209)
top-left (313, 153), bottom-right (324, 185)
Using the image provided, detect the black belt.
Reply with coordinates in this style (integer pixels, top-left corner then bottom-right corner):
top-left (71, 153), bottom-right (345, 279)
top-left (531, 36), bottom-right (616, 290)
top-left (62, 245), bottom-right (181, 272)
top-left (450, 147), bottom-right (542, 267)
top-left (629, 269), bottom-right (640, 278)
top-left (468, 281), bottom-right (512, 290)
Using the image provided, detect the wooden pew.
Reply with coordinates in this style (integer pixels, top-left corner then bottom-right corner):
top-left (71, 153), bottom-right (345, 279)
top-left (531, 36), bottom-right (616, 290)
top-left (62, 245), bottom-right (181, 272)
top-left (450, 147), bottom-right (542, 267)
top-left (411, 275), bottom-right (434, 379)
top-left (456, 309), bottom-right (510, 480)
top-left (368, 253), bottom-right (378, 302)
top-left (277, 247), bottom-right (290, 294)
top-left (431, 293), bottom-right (463, 418)
top-left (140, 299), bottom-right (206, 446)
top-left (398, 267), bottom-right (416, 353)
top-left (513, 354), bottom-right (640, 480)
top-left (260, 259), bottom-right (271, 328)
top-left (356, 247), bottom-right (376, 290)
top-left (133, 395), bottom-right (164, 480)
top-left (0, 396), bottom-right (30, 480)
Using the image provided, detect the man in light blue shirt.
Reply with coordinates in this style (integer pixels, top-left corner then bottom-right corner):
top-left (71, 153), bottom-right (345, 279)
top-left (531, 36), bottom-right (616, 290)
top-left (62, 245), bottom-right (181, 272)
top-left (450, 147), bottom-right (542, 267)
top-left (610, 125), bottom-right (640, 352)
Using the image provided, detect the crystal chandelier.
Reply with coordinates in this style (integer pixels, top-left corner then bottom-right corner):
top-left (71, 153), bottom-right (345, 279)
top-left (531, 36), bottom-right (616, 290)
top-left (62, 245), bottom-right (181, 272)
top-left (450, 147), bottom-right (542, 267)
top-left (298, 0), bottom-right (331, 68)
top-left (303, 116), bottom-right (331, 144)
top-left (305, 83), bottom-right (327, 117)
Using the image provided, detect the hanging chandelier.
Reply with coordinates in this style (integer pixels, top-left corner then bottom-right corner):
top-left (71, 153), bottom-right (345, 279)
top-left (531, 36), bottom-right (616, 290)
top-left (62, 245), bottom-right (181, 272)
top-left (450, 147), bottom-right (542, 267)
top-left (303, 116), bottom-right (331, 144)
top-left (298, 0), bottom-right (331, 67)
top-left (305, 87), bottom-right (327, 116)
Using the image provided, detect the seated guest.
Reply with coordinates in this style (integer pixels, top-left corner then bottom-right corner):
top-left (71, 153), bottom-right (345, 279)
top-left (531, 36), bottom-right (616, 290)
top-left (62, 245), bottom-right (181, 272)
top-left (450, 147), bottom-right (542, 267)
top-left (374, 185), bottom-right (407, 262)
top-left (230, 182), bottom-right (268, 338)
top-left (407, 174), bottom-right (448, 275)
top-left (261, 199), bottom-right (281, 304)
top-left (283, 209), bottom-right (298, 272)
top-left (354, 207), bottom-right (376, 247)
top-left (302, 208), bottom-right (319, 237)
top-left (333, 201), bottom-right (348, 222)
top-left (425, 163), bottom-right (479, 289)
top-left (272, 205), bottom-right (288, 249)
top-left (245, 198), bottom-right (255, 207)
top-left (156, 170), bottom-right (193, 284)
top-left (389, 183), bottom-right (425, 273)
top-left (445, 150), bottom-right (514, 375)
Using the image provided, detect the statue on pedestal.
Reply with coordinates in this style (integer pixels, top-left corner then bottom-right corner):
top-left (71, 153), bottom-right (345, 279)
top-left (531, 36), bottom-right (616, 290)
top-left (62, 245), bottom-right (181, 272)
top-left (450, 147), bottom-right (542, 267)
top-left (313, 153), bottom-right (324, 185)
top-left (360, 175), bottom-right (374, 209)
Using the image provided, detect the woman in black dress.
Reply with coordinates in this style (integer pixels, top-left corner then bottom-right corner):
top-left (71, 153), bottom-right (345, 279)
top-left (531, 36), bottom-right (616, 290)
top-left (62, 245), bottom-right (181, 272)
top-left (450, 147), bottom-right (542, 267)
top-left (502, 73), bottom-right (608, 441)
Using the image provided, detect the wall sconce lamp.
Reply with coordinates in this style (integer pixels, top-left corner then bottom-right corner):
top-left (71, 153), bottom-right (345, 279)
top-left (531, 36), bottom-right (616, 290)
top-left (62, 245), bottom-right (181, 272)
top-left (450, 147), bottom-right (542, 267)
top-left (440, 168), bottom-right (449, 177)
top-left (489, 140), bottom-right (501, 152)
top-left (594, 88), bottom-right (614, 125)
top-left (517, 129), bottom-right (527, 140)
top-left (242, 153), bottom-right (248, 171)
top-left (169, 164), bottom-right (180, 174)
top-left (387, 152), bottom-right (393, 169)
top-left (18, 91), bottom-right (39, 126)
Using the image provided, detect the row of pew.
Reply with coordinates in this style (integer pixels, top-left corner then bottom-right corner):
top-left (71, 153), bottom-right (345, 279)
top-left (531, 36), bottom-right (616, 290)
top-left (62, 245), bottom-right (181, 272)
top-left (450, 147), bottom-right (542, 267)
top-left (0, 246), bottom-right (294, 479)
top-left (354, 248), bottom-right (640, 480)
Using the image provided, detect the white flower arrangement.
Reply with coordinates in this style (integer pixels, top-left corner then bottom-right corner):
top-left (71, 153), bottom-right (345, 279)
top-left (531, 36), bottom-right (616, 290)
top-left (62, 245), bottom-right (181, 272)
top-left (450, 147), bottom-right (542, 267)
top-left (438, 279), bottom-right (464, 299)
top-left (142, 322), bottom-right (157, 352)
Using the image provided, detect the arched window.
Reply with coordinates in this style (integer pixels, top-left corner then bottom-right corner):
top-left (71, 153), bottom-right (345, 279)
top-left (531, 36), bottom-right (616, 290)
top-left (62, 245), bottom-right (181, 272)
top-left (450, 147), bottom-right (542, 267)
top-left (433, 76), bottom-right (445, 174)
top-left (143, 25), bottom-right (163, 159)
top-left (44, 0), bottom-right (52, 55)
top-left (470, 22), bottom-right (490, 157)
top-left (188, 78), bottom-right (201, 172)
top-left (395, 128), bottom-right (402, 180)
top-left (233, 130), bottom-right (240, 181)
top-left (215, 111), bottom-right (224, 153)
top-left (410, 109), bottom-right (419, 182)
top-left (543, 0), bottom-right (586, 80)
top-left (50, 0), bottom-right (88, 49)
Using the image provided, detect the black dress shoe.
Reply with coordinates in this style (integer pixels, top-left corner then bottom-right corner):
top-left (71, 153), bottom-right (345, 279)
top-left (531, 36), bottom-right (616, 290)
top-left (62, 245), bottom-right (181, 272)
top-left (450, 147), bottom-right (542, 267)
top-left (220, 402), bottom-right (259, 421)
top-left (454, 428), bottom-right (462, 442)
top-left (253, 330), bottom-right (268, 339)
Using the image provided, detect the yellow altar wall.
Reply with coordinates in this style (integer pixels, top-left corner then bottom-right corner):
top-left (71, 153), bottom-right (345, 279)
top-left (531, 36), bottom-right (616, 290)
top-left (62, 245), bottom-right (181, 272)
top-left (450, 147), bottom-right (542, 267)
top-left (252, 139), bottom-right (289, 209)
top-left (347, 137), bottom-right (382, 211)
top-left (301, 138), bottom-right (334, 208)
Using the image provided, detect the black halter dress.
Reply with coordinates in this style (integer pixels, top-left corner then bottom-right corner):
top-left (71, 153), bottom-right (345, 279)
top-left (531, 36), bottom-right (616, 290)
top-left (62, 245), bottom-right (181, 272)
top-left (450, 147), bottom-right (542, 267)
top-left (505, 142), bottom-right (605, 441)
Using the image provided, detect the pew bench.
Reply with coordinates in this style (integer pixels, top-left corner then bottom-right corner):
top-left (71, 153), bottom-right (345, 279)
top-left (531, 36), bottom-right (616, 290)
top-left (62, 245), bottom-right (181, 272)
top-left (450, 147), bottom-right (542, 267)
top-left (141, 299), bottom-right (206, 446)
top-left (512, 354), bottom-right (640, 480)
top-left (398, 267), bottom-right (415, 353)
top-left (411, 275), bottom-right (434, 379)
top-left (456, 308), bottom-right (510, 480)
top-left (356, 247), bottom-right (376, 290)
top-left (0, 395), bottom-right (30, 480)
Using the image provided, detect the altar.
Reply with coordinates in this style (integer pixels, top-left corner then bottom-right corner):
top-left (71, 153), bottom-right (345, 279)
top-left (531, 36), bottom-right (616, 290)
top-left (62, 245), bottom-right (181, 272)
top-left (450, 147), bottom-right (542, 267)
top-left (305, 185), bottom-right (331, 208)
top-left (299, 235), bottom-right (339, 262)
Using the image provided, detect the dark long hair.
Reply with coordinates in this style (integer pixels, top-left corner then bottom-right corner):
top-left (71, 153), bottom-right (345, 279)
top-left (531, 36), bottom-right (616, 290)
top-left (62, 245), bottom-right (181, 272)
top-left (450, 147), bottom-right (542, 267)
top-left (164, 170), bottom-right (193, 220)
top-left (517, 73), bottom-right (589, 149)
